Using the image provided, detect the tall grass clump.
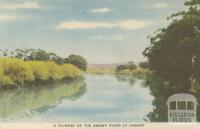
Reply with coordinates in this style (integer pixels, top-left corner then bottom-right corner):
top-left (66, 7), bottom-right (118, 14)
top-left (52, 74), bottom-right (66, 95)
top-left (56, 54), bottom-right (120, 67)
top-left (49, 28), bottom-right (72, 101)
top-left (0, 58), bottom-right (82, 87)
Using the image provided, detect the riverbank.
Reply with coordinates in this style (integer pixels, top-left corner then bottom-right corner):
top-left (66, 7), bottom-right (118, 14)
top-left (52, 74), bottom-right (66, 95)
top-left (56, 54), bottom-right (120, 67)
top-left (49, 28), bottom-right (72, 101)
top-left (115, 68), bottom-right (152, 76)
top-left (87, 66), bottom-right (152, 76)
top-left (0, 58), bottom-right (82, 87)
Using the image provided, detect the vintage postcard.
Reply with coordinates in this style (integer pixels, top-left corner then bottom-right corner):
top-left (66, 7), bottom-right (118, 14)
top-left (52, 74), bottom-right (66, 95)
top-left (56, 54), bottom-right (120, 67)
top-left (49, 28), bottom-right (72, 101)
top-left (0, 0), bottom-right (200, 129)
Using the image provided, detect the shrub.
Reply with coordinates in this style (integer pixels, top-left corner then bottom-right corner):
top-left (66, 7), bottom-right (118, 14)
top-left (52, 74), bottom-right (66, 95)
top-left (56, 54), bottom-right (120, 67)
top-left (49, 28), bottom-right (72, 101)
top-left (62, 64), bottom-right (82, 77)
top-left (27, 61), bottom-right (49, 81)
top-left (0, 58), bottom-right (34, 85)
top-left (0, 68), bottom-right (14, 86)
top-left (87, 67), bottom-right (106, 75)
top-left (65, 55), bottom-right (87, 71)
top-left (0, 58), bottom-right (82, 87)
top-left (45, 61), bottom-right (64, 80)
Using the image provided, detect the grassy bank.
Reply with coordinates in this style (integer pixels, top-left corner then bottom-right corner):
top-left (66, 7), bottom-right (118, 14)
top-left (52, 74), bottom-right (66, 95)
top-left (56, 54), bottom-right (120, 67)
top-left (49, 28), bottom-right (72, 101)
top-left (115, 68), bottom-right (152, 76)
top-left (87, 66), bottom-right (152, 76)
top-left (0, 58), bottom-right (82, 87)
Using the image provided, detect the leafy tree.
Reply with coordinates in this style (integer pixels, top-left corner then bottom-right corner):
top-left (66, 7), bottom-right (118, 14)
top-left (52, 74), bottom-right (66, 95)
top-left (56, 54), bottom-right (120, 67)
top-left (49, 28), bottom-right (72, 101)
top-left (0, 49), bottom-right (87, 71)
top-left (12, 49), bottom-right (64, 63)
top-left (142, 0), bottom-right (200, 121)
top-left (116, 62), bottom-right (137, 72)
top-left (127, 61), bottom-right (137, 70)
top-left (139, 61), bottom-right (150, 69)
top-left (143, 0), bottom-right (200, 92)
top-left (28, 49), bottom-right (50, 61)
top-left (143, 74), bottom-right (173, 122)
top-left (116, 65), bottom-right (128, 72)
top-left (66, 55), bottom-right (87, 71)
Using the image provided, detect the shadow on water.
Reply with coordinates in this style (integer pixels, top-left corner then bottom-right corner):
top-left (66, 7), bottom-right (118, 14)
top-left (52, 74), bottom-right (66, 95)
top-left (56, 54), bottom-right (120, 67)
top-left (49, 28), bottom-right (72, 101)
top-left (0, 77), bottom-right (87, 121)
top-left (142, 74), bottom-right (200, 122)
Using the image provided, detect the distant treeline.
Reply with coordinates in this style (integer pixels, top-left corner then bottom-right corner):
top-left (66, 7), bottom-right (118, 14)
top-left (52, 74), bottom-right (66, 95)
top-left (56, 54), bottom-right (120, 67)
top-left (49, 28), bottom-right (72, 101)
top-left (116, 61), bottom-right (150, 71)
top-left (87, 61), bottom-right (151, 76)
top-left (0, 49), bottom-right (87, 71)
top-left (115, 61), bottom-right (151, 76)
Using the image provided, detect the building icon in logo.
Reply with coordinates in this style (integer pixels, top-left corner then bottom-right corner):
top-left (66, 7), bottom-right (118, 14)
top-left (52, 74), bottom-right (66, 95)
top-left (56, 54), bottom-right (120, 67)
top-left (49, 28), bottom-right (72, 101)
top-left (166, 93), bottom-right (198, 122)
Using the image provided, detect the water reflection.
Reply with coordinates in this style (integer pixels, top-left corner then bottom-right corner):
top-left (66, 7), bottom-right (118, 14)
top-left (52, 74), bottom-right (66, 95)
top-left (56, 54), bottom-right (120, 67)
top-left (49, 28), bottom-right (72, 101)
top-left (0, 75), bottom-right (154, 122)
top-left (143, 74), bottom-right (200, 122)
top-left (0, 77), bottom-right (87, 121)
top-left (114, 74), bottom-right (145, 86)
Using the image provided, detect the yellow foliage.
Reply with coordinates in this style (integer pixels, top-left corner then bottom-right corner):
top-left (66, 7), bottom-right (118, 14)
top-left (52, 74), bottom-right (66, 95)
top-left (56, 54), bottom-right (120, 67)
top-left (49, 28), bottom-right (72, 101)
top-left (62, 64), bottom-right (82, 77)
top-left (1, 76), bottom-right (14, 86)
top-left (87, 67), bottom-right (102, 75)
top-left (132, 68), bottom-right (152, 75)
top-left (27, 61), bottom-right (49, 81)
top-left (0, 68), bottom-right (14, 86)
top-left (0, 58), bottom-right (82, 86)
top-left (115, 68), bottom-right (152, 76)
top-left (0, 58), bottom-right (34, 85)
top-left (45, 61), bottom-right (64, 80)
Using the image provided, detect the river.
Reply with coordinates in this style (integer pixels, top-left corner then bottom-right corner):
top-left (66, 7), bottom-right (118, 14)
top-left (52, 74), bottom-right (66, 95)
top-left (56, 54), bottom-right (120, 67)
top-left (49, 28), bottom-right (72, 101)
top-left (0, 75), bottom-right (154, 122)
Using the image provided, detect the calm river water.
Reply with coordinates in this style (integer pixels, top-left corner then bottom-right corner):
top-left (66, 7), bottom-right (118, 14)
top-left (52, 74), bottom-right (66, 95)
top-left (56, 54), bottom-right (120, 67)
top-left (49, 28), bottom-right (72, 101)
top-left (0, 75), bottom-right (154, 122)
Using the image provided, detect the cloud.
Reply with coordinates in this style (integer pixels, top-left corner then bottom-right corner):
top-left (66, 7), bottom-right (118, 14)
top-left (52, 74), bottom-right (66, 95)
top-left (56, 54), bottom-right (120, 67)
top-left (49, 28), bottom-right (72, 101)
top-left (118, 20), bottom-right (154, 29)
top-left (0, 2), bottom-right (42, 10)
top-left (56, 21), bottom-right (115, 29)
top-left (154, 3), bottom-right (168, 8)
top-left (90, 8), bottom-right (112, 13)
top-left (0, 14), bottom-right (15, 21)
top-left (56, 19), bottom-right (154, 30)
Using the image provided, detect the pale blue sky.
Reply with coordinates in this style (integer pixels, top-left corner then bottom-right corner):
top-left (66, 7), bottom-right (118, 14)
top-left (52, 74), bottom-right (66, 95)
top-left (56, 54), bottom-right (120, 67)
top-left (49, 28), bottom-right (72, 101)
top-left (0, 0), bottom-right (186, 63)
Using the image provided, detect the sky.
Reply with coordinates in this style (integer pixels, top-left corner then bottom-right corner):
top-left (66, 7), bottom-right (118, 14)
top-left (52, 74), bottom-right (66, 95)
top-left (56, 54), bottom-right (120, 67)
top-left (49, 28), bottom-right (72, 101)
top-left (0, 0), bottom-right (186, 64)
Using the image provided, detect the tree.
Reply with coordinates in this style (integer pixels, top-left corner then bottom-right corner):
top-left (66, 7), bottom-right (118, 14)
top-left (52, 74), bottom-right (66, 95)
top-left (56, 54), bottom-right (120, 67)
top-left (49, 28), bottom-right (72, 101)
top-left (127, 61), bottom-right (137, 70)
top-left (12, 49), bottom-right (65, 64)
top-left (139, 61), bottom-right (150, 69)
top-left (116, 62), bottom-right (137, 72)
top-left (66, 55), bottom-right (87, 71)
top-left (116, 65), bottom-right (128, 72)
top-left (28, 49), bottom-right (50, 61)
top-left (0, 49), bottom-right (87, 69)
top-left (143, 0), bottom-right (200, 92)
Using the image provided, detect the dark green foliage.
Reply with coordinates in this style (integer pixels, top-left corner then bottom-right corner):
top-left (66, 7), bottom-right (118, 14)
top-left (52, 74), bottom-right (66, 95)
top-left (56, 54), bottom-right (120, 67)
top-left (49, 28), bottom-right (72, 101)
top-left (144, 73), bottom-right (200, 122)
top-left (116, 62), bottom-right (137, 72)
top-left (28, 49), bottom-right (50, 61)
top-left (143, 74), bottom-right (175, 122)
top-left (143, 0), bottom-right (200, 92)
top-left (0, 49), bottom-right (87, 70)
top-left (65, 55), bottom-right (87, 71)
top-left (127, 61), bottom-right (137, 70)
top-left (116, 65), bottom-right (128, 72)
top-left (139, 61), bottom-right (150, 69)
top-left (143, 0), bottom-right (200, 122)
